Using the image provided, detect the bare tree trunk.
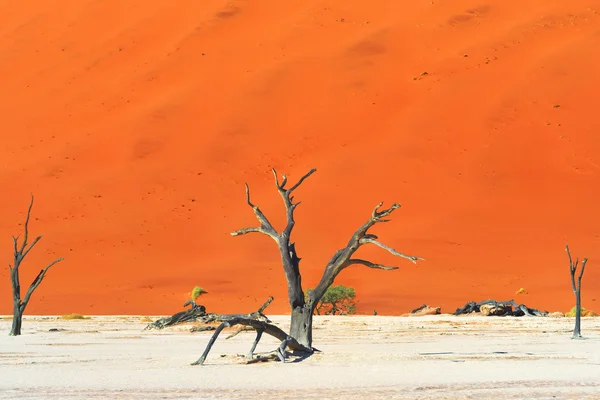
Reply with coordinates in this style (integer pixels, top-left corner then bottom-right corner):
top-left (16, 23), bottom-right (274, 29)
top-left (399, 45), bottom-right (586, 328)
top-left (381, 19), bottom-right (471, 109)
top-left (290, 305), bottom-right (314, 349)
top-left (10, 303), bottom-right (22, 336)
top-left (574, 289), bottom-right (582, 339)
top-left (566, 244), bottom-right (587, 340)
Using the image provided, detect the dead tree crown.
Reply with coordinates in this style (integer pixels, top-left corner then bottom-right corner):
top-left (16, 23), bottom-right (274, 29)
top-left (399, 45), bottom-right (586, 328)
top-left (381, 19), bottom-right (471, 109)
top-left (9, 195), bottom-right (64, 336)
top-left (231, 168), bottom-right (423, 311)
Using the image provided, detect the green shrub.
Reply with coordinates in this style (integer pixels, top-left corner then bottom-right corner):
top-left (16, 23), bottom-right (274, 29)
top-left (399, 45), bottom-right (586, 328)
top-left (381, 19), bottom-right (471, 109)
top-left (191, 286), bottom-right (208, 300)
top-left (565, 306), bottom-right (584, 317)
top-left (306, 284), bottom-right (357, 315)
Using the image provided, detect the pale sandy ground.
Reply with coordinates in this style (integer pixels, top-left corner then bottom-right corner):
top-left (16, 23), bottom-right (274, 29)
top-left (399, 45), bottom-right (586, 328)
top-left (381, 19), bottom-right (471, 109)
top-left (1, 315), bottom-right (599, 400)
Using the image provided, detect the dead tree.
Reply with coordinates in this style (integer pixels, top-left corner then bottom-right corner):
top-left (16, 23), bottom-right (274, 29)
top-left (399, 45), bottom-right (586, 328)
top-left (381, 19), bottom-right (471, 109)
top-left (205, 168), bottom-right (422, 357)
top-left (566, 244), bottom-right (588, 339)
top-left (8, 196), bottom-right (63, 336)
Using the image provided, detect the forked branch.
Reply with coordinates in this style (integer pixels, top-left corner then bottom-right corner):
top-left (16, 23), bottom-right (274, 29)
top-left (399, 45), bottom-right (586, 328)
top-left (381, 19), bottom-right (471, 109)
top-left (566, 244), bottom-right (587, 293)
top-left (20, 258), bottom-right (64, 310)
top-left (230, 169), bottom-right (316, 309)
top-left (272, 168), bottom-right (316, 237)
top-left (231, 184), bottom-right (279, 240)
top-left (310, 202), bottom-right (423, 304)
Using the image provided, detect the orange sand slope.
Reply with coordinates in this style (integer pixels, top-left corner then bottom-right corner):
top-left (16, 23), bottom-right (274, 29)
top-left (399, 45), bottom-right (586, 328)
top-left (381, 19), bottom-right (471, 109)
top-left (1, 1), bottom-right (600, 316)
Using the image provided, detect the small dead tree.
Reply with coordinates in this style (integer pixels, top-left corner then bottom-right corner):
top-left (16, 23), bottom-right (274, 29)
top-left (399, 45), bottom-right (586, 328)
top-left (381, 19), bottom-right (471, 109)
top-left (8, 196), bottom-right (63, 336)
top-left (206, 168), bottom-right (422, 356)
top-left (566, 244), bottom-right (588, 339)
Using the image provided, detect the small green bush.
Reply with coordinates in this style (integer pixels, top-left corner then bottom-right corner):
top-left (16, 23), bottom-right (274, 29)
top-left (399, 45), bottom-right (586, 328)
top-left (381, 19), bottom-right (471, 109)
top-left (306, 284), bottom-right (357, 315)
top-left (565, 306), bottom-right (584, 317)
top-left (191, 286), bottom-right (208, 300)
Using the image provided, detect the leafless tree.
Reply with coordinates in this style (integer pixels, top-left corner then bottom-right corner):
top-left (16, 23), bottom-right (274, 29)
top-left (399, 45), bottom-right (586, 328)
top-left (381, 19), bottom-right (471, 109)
top-left (223, 168), bottom-right (422, 350)
top-left (8, 196), bottom-right (63, 336)
top-left (566, 244), bottom-right (588, 339)
top-left (193, 169), bottom-right (422, 364)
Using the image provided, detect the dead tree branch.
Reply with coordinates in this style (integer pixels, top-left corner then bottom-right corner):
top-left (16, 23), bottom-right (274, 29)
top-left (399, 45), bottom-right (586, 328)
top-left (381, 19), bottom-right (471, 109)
top-left (191, 316), bottom-right (312, 366)
top-left (192, 296), bottom-right (313, 365)
top-left (145, 302), bottom-right (208, 330)
top-left (308, 202), bottom-right (423, 306)
top-left (230, 169), bottom-right (316, 310)
top-left (145, 296), bottom-right (275, 330)
top-left (225, 326), bottom-right (255, 339)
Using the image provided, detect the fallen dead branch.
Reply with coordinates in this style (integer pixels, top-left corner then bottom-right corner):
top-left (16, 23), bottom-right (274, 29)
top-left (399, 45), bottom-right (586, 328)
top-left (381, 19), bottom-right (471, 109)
top-left (191, 316), bottom-right (314, 366)
top-left (454, 299), bottom-right (547, 317)
top-left (144, 297), bottom-right (274, 331)
top-left (176, 296), bottom-right (317, 366)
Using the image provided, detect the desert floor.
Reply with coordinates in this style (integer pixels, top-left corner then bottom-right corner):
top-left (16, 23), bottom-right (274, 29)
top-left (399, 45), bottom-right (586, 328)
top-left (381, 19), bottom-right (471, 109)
top-left (1, 315), bottom-right (599, 399)
top-left (1, 1), bottom-right (600, 316)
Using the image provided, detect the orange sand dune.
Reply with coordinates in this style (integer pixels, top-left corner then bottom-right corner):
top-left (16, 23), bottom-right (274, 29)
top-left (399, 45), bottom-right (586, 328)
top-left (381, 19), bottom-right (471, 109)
top-left (1, 0), bottom-right (600, 316)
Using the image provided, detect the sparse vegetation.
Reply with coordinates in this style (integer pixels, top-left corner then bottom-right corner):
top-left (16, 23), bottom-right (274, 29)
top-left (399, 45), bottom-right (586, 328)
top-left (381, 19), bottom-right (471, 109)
top-left (60, 313), bottom-right (90, 320)
top-left (565, 306), bottom-right (585, 317)
top-left (565, 306), bottom-right (597, 317)
top-left (306, 285), bottom-right (357, 315)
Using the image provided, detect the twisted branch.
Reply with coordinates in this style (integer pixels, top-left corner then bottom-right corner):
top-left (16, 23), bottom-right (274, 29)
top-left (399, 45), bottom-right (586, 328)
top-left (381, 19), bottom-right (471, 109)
top-left (309, 202), bottom-right (423, 304)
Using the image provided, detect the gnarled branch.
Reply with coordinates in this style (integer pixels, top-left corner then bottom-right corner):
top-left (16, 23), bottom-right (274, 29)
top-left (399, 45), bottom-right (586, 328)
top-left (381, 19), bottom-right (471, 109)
top-left (272, 168), bottom-right (316, 238)
top-left (231, 169), bottom-right (316, 309)
top-left (20, 258), bottom-right (64, 310)
top-left (309, 202), bottom-right (422, 304)
top-left (360, 238), bottom-right (423, 264)
top-left (343, 259), bottom-right (398, 271)
top-left (230, 184), bottom-right (279, 241)
top-left (192, 316), bottom-right (312, 366)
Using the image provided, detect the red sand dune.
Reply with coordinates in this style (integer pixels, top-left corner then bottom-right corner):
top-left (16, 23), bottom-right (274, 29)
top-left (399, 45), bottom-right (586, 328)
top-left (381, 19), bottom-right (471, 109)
top-left (1, 1), bottom-right (600, 316)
